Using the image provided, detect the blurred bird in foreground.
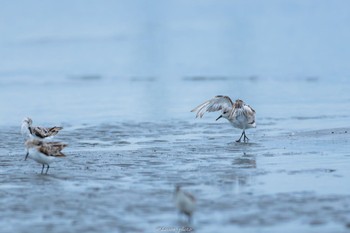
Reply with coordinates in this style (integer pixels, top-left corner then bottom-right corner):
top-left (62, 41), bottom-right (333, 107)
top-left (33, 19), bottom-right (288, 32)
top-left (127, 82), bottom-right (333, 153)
top-left (174, 185), bottom-right (196, 223)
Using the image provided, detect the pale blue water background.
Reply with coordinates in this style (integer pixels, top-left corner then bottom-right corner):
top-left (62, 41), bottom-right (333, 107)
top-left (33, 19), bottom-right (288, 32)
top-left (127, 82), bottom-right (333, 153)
top-left (0, 0), bottom-right (349, 127)
top-left (0, 1), bottom-right (350, 233)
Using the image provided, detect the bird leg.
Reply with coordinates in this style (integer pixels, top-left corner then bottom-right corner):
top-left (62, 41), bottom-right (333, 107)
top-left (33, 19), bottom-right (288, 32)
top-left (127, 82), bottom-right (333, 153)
top-left (45, 165), bottom-right (50, 174)
top-left (236, 130), bottom-right (249, 143)
top-left (188, 214), bottom-right (192, 224)
top-left (41, 164), bottom-right (45, 174)
top-left (236, 131), bottom-right (245, 142)
top-left (243, 131), bottom-right (249, 142)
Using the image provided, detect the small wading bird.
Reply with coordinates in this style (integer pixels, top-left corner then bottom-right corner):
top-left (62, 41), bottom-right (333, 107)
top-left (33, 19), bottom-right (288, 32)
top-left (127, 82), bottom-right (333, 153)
top-left (191, 95), bottom-right (256, 142)
top-left (25, 139), bottom-right (67, 174)
top-left (174, 185), bottom-right (196, 223)
top-left (21, 117), bottom-right (63, 140)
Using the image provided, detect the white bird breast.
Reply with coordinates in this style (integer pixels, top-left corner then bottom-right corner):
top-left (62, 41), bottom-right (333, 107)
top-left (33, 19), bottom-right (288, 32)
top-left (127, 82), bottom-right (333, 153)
top-left (175, 192), bottom-right (195, 214)
top-left (28, 148), bottom-right (55, 165)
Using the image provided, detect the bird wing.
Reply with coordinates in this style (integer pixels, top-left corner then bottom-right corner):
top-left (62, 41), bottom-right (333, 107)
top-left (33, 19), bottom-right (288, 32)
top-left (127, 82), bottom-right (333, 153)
top-left (48, 127), bottom-right (63, 136)
top-left (242, 104), bottom-right (256, 124)
top-left (46, 142), bottom-right (68, 150)
top-left (38, 142), bottom-right (67, 157)
top-left (32, 127), bottom-right (50, 138)
top-left (32, 126), bottom-right (62, 138)
top-left (191, 95), bottom-right (234, 118)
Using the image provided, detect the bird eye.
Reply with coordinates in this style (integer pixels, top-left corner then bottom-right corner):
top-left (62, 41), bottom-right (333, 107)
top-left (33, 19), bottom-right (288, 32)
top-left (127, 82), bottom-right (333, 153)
top-left (223, 111), bottom-right (227, 114)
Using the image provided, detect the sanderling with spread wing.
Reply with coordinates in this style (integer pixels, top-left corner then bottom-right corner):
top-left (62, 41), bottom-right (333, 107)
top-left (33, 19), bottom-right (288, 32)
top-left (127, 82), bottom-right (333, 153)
top-left (21, 117), bottom-right (63, 140)
top-left (25, 139), bottom-right (67, 174)
top-left (174, 185), bottom-right (196, 223)
top-left (191, 95), bottom-right (256, 142)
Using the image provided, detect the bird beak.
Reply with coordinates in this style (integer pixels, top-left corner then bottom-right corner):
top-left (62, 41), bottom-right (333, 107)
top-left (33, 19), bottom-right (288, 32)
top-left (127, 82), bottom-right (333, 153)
top-left (25, 152), bottom-right (29, 161)
top-left (216, 115), bottom-right (222, 121)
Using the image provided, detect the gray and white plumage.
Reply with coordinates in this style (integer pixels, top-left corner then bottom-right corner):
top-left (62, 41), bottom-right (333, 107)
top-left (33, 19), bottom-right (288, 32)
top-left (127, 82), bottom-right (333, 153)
top-left (21, 117), bottom-right (63, 140)
top-left (25, 139), bottom-right (67, 174)
top-left (191, 95), bottom-right (256, 142)
top-left (174, 185), bottom-right (196, 223)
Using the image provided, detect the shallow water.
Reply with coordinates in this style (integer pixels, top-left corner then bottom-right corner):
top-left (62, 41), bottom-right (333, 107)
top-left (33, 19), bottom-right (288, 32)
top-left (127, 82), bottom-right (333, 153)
top-left (1, 118), bottom-right (350, 233)
top-left (1, 1), bottom-right (350, 233)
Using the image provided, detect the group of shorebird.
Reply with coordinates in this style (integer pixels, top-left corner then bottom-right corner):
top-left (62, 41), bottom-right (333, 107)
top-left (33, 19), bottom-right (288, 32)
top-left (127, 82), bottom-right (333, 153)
top-left (20, 95), bottom-right (256, 223)
top-left (21, 117), bottom-right (66, 174)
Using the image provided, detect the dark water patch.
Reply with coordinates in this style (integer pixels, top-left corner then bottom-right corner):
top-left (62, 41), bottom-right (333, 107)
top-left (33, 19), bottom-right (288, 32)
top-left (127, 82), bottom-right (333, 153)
top-left (232, 157), bottom-right (256, 169)
top-left (137, 139), bottom-right (169, 144)
top-left (114, 140), bottom-right (131, 145)
top-left (183, 75), bottom-right (259, 82)
top-left (146, 161), bottom-right (165, 166)
top-left (183, 76), bottom-right (229, 81)
top-left (68, 74), bottom-right (102, 81)
top-left (289, 75), bottom-right (320, 83)
top-left (292, 115), bottom-right (348, 120)
top-left (305, 76), bottom-right (319, 82)
top-left (281, 152), bottom-right (303, 156)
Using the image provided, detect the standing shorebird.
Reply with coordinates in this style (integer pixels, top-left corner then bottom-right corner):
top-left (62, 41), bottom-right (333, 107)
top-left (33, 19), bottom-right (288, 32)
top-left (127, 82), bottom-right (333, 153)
top-left (21, 117), bottom-right (63, 140)
top-left (25, 139), bottom-right (67, 174)
top-left (191, 95), bottom-right (256, 142)
top-left (174, 185), bottom-right (196, 223)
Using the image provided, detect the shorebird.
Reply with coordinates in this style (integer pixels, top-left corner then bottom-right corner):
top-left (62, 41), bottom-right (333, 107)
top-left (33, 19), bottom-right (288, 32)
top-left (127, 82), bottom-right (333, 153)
top-left (191, 95), bottom-right (256, 142)
top-left (174, 185), bottom-right (196, 223)
top-left (21, 117), bottom-right (63, 140)
top-left (25, 139), bottom-right (67, 174)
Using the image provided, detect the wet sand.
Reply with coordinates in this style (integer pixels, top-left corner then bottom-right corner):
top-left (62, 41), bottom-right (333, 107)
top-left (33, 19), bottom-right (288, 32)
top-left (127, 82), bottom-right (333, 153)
top-left (1, 122), bottom-right (349, 233)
